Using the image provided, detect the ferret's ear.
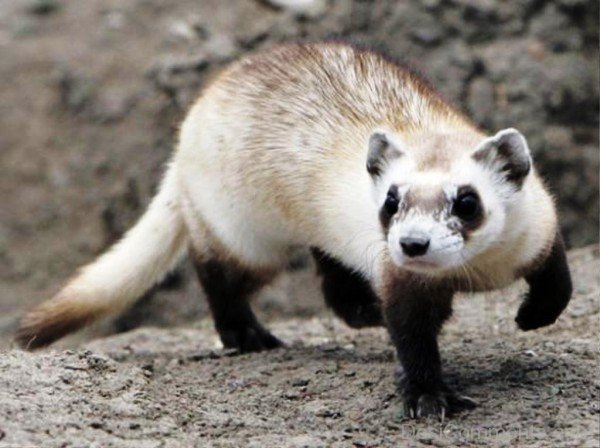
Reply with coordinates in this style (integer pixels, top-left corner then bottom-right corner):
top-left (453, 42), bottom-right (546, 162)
top-left (472, 128), bottom-right (532, 187)
top-left (367, 130), bottom-right (403, 178)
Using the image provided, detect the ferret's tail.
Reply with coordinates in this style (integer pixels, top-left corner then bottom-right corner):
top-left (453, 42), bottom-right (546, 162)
top-left (16, 162), bottom-right (188, 349)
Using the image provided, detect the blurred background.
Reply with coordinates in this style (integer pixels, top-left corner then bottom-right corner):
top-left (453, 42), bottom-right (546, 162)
top-left (0, 0), bottom-right (598, 336)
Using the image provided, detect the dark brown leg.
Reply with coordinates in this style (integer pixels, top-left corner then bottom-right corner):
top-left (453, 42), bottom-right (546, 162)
top-left (381, 276), bottom-right (475, 419)
top-left (311, 248), bottom-right (383, 328)
top-left (516, 231), bottom-right (573, 331)
top-left (193, 256), bottom-right (283, 353)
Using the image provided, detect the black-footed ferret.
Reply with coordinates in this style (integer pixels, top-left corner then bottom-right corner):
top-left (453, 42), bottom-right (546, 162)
top-left (17, 42), bottom-right (572, 419)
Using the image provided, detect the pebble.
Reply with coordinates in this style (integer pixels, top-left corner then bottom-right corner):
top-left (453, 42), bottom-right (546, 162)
top-left (262, 0), bottom-right (327, 17)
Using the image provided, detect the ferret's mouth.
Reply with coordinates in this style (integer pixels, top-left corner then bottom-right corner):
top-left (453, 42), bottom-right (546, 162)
top-left (403, 259), bottom-right (440, 270)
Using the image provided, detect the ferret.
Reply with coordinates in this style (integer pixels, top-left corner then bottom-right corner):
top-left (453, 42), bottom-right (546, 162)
top-left (16, 42), bottom-right (572, 419)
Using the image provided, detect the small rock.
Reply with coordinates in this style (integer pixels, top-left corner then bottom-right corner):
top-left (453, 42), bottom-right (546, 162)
top-left (262, 0), bottom-right (327, 18)
top-left (317, 408), bottom-right (342, 418)
top-left (420, 0), bottom-right (442, 11)
top-left (352, 440), bottom-right (377, 448)
top-left (90, 421), bottom-right (104, 429)
top-left (103, 10), bottom-right (125, 30)
top-left (26, 0), bottom-right (60, 16)
top-left (555, 0), bottom-right (588, 9)
top-left (205, 34), bottom-right (239, 60)
top-left (187, 350), bottom-right (222, 361)
top-left (84, 352), bottom-right (117, 372)
top-left (549, 385), bottom-right (562, 396)
top-left (418, 433), bottom-right (449, 447)
top-left (411, 27), bottom-right (443, 47)
top-left (283, 390), bottom-right (301, 400)
top-left (321, 344), bottom-right (340, 353)
top-left (55, 70), bottom-right (96, 112)
top-left (168, 21), bottom-right (197, 41)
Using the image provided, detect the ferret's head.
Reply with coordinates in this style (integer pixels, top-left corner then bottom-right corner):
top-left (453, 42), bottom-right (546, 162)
top-left (367, 127), bottom-right (532, 275)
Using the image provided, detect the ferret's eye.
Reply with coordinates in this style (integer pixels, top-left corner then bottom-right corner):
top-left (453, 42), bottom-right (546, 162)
top-left (384, 189), bottom-right (399, 215)
top-left (452, 192), bottom-right (480, 222)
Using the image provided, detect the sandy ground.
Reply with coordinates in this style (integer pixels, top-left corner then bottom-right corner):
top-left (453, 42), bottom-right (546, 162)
top-left (1, 246), bottom-right (598, 447)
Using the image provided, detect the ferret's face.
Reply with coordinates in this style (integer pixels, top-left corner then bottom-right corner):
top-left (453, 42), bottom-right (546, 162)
top-left (379, 172), bottom-right (495, 274)
top-left (367, 128), bottom-right (531, 275)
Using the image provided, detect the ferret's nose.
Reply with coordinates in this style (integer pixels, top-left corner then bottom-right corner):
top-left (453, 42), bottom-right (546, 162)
top-left (400, 236), bottom-right (430, 257)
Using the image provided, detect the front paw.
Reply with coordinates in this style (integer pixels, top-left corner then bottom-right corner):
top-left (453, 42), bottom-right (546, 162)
top-left (402, 390), bottom-right (477, 420)
top-left (403, 391), bottom-right (448, 419)
top-left (218, 323), bottom-right (283, 353)
top-left (515, 294), bottom-right (563, 331)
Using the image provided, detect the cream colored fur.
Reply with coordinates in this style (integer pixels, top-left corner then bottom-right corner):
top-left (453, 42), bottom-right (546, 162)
top-left (17, 42), bottom-right (558, 347)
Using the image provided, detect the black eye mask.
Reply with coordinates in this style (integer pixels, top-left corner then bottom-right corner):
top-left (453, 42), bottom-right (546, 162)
top-left (451, 186), bottom-right (484, 237)
top-left (379, 186), bottom-right (399, 230)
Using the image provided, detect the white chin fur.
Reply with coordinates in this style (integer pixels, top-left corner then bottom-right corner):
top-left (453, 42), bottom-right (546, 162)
top-left (387, 219), bottom-right (466, 275)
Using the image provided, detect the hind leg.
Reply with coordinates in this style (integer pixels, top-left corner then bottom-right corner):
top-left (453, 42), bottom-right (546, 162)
top-left (311, 248), bottom-right (383, 328)
top-left (181, 191), bottom-right (284, 353)
top-left (193, 255), bottom-right (283, 353)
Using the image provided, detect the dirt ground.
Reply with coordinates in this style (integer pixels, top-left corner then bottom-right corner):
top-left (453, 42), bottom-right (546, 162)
top-left (0, 1), bottom-right (599, 447)
top-left (1, 246), bottom-right (598, 447)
